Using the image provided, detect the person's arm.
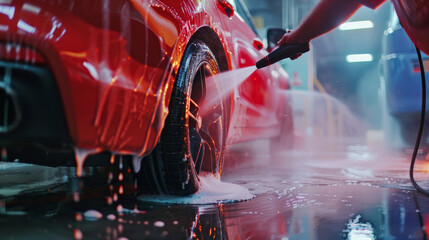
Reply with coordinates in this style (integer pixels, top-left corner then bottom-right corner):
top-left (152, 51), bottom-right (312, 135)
top-left (278, 0), bottom-right (363, 45)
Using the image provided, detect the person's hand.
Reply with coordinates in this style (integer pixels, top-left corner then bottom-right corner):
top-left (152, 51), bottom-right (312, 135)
top-left (277, 30), bottom-right (307, 60)
top-left (277, 30), bottom-right (295, 46)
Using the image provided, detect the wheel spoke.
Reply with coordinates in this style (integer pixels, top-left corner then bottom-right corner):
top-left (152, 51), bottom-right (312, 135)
top-left (190, 98), bottom-right (199, 115)
top-left (188, 110), bottom-right (198, 124)
top-left (194, 64), bottom-right (224, 173)
top-left (188, 58), bottom-right (225, 178)
top-left (189, 127), bottom-right (203, 164)
top-left (198, 128), bottom-right (216, 171)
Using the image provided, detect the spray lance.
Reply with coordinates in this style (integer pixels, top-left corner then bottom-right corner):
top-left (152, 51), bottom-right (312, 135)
top-left (256, 43), bottom-right (310, 69)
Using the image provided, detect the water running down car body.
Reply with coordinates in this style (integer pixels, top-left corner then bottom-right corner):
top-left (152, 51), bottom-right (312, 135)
top-left (0, 0), bottom-right (294, 195)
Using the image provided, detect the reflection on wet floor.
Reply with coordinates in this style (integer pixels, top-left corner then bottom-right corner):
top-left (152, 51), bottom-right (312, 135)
top-left (1, 139), bottom-right (429, 240)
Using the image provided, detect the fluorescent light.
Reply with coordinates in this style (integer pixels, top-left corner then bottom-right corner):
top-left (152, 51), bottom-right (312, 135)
top-left (346, 54), bottom-right (373, 63)
top-left (339, 20), bottom-right (374, 31)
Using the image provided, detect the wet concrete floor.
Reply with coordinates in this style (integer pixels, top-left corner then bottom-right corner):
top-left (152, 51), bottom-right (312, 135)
top-left (1, 139), bottom-right (429, 240)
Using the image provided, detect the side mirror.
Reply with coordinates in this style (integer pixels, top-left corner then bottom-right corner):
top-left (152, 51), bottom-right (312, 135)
top-left (267, 28), bottom-right (286, 52)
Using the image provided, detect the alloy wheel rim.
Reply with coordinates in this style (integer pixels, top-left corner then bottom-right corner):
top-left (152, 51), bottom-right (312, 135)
top-left (188, 61), bottom-right (223, 175)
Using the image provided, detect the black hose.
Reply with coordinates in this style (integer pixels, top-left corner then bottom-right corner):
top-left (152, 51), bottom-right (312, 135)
top-left (409, 45), bottom-right (429, 197)
top-left (412, 191), bottom-right (428, 239)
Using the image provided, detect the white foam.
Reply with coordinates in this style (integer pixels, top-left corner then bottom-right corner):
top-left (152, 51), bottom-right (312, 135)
top-left (83, 210), bottom-right (103, 221)
top-left (153, 221), bottom-right (165, 227)
top-left (137, 174), bottom-right (255, 204)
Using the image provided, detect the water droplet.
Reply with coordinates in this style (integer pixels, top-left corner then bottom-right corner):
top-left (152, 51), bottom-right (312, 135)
top-left (117, 204), bottom-right (123, 213)
top-left (83, 210), bottom-right (103, 221)
top-left (154, 221), bottom-right (165, 227)
top-left (73, 191), bottom-right (80, 203)
top-left (73, 229), bottom-right (83, 240)
top-left (75, 213), bottom-right (83, 222)
top-left (132, 155), bottom-right (142, 173)
top-left (74, 148), bottom-right (96, 177)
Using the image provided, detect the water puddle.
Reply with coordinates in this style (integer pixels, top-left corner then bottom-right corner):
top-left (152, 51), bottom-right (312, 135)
top-left (83, 210), bottom-right (103, 221)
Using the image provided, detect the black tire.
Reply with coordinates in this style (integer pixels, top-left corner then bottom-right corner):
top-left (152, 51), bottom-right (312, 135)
top-left (135, 40), bottom-right (227, 195)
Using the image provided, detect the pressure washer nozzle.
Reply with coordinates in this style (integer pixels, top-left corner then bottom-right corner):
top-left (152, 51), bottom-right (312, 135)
top-left (256, 43), bottom-right (310, 69)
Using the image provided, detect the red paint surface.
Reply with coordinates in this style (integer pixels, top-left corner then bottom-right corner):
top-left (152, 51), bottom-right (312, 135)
top-left (391, 0), bottom-right (429, 55)
top-left (0, 0), bottom-right (291, 157)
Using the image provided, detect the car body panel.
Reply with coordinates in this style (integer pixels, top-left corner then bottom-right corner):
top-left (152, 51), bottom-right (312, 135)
top-left (0, 0), bottom-right (291, 159)
top-left (391, 0), bottom-right (429, 55)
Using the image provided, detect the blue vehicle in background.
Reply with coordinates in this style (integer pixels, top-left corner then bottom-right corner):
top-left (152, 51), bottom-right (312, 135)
top-left (380, 8), bottom-right (429, 149)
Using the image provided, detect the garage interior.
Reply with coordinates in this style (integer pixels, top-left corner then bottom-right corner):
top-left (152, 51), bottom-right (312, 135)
top-left (1, 0), bottom-right (429, 239)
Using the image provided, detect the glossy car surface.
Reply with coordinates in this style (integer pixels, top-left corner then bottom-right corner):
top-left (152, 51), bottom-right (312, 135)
top-left (381, 9), bottom-right (429, 147)
top-left (0, 0), bottom-right (293, 194)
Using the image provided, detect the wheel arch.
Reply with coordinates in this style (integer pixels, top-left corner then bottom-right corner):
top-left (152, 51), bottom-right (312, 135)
top-left (188, 26), bottom-right (231, 73)
top-left (166, 25), bottom-right (233, 130)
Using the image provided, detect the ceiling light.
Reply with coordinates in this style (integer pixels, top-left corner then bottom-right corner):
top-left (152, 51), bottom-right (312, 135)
top-left (339, 20), bottom-right (374, 31)
top-left (346, 54), bottom-right (373, 63)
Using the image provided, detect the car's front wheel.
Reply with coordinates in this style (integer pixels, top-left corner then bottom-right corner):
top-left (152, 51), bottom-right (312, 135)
top-left (134, 40), bottom-right (227, 195)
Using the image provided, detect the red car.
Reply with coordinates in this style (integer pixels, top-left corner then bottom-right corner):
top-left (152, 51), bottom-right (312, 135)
top-left (0, 0), bottom-right (293, 195)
